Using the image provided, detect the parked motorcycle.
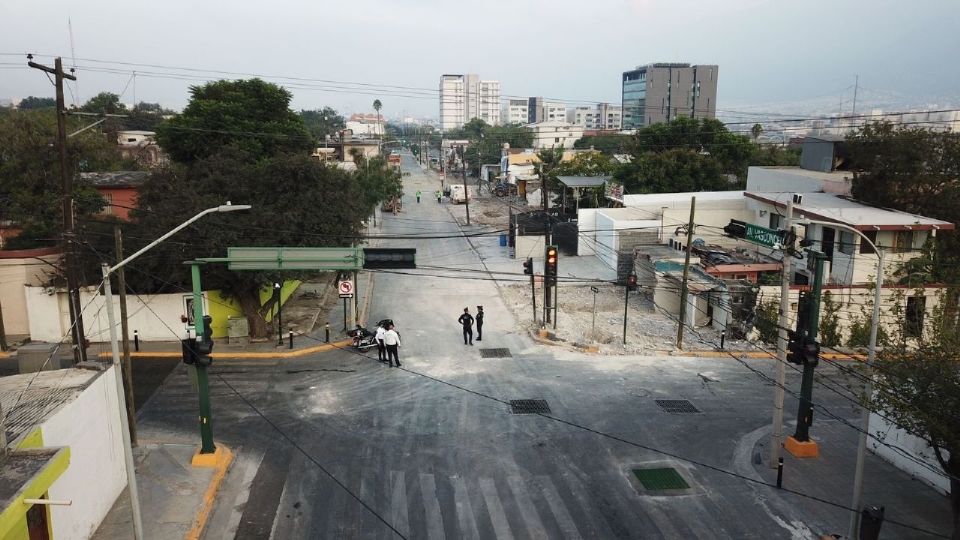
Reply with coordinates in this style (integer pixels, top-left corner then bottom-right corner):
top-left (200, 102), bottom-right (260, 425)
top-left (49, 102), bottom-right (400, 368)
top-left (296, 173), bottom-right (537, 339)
top-left (348, 325), bottom-right (377, 350)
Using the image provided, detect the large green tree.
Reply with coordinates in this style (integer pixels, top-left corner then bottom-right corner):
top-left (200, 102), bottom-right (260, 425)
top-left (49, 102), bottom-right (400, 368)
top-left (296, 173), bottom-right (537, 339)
top-left (573, 134), bottom-right (632, 154)
top-left (0, 110), bottom-right (126, 250)
top-left (461, 121), bottom-right (533, 177)
top-left (81, 92), bottom-right (127, 115)
top-left (299, 107), bottom-right (345, 141)
top-left (155, 79), bottom-right (312, 163)
top-left (17, 96), bottom-right (56, 110)
top-left (124, 102), bottom-right (175, 132)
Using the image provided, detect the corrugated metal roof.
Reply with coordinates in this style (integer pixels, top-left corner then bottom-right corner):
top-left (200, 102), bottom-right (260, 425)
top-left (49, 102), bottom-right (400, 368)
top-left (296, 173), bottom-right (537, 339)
top-left (556, 176), bottom-right (610, 188)
top-left (745, 192), bottom-right (954, 231)
top-left (80, 171), bottom-right (150, 188)
top-left (0, 367), bottom-right (102, 445)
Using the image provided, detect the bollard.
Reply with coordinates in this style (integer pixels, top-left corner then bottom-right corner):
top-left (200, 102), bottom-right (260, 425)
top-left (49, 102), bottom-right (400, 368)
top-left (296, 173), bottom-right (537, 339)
top-left (288, 331), bottom-right (294, 349)
top-left (776, 457), bottom-right (784, 488)
top-left (134, 330), bottom-right (140, 352)
top-left (325, 324), bottom-right (330, 343)
top-left (720, 330), bottom-right (726, 350)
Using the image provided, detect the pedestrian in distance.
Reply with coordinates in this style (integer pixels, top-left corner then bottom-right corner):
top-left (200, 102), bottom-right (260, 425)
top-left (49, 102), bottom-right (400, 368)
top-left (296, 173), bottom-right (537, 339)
top-left (476, 305), bottom-right (484, 341)
top-left (375, 323), bottom-right (386, 362)
top-left (436, 190), bottom-right (442, 203)
top-left (384, 324), bottom-right (401, 367)
top-left (416, 190), bottom-right (421, 203)
top-left (458, 307), bottom-right (474, 346)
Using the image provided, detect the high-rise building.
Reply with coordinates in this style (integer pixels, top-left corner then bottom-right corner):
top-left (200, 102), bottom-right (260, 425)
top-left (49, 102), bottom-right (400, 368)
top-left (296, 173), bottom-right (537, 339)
top-left (526, 97), bottom-right (567, 124)
top-left (504, 99), bottom-right (529, 124)
top-left (568, 103), bottom-right (623, 130)
top-left (439, 74), bottom-right (501, 131)
top-left (621, 63), bottom-right (718, 129)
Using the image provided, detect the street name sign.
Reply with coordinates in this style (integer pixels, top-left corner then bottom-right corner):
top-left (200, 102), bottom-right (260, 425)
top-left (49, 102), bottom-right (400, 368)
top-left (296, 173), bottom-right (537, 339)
top-left (744, 223), bottom-right (785, 248)
top-left (226, 247), bottom-right (363, 271)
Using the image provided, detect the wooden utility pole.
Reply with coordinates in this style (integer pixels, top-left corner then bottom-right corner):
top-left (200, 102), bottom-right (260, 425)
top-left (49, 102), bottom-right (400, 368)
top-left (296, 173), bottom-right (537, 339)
top-left (0, 295), bottom-right (7, 351)
top-left (114, 226), bottom-right (137, 444)
top-left (28, 56), bottom-right (87, 363)
top-left (675, 197), bottom-right (696, 349)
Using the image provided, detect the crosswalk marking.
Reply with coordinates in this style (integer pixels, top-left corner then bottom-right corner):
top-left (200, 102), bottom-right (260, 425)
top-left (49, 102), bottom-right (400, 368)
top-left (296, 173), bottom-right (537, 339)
top-left (537, 475), bottom-right (583, 540)
top-left (480, 478), bottom-right (515, 540)
top-left (451, 475), bottom-right (480, 540)
top-left (389, 470), bottom-right (410, 538)
top-left (507, 476), bottom-right (548, 539)
top-left (419, 473), bottom-right (446, 540)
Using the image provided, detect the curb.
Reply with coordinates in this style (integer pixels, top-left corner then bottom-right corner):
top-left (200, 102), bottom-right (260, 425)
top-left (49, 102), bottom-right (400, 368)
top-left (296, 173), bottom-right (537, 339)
top-left (94, 339), bottom-right (354, 360)
top-left (185, 444), bottom-right (234, 540)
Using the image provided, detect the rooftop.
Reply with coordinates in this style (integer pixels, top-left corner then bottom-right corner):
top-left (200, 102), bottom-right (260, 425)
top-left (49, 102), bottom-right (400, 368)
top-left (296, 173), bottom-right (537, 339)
top-left (745, 192), bottom-right (955, 231)
top-left (0, 366), bottom-right (103, 445)
top-left (79, 171), bottom-right (150, 188)
top-left (556, 176), bottom-right (610, 188)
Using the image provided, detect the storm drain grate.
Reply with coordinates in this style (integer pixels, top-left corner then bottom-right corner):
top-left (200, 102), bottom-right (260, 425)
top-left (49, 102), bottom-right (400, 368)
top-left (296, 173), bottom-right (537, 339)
top-left (480, 348), bottom-right (512, 358)
top-left (632, 467), bottom-right (690, 490)
top-left (509, 399), bottom-right (551, 414)
top-left (655, 399), bottom-right (700, 414)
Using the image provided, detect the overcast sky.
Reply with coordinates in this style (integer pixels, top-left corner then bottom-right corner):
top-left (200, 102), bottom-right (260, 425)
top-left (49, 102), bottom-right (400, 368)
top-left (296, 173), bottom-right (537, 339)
top-left (2, 0), bottom-right (958, 119)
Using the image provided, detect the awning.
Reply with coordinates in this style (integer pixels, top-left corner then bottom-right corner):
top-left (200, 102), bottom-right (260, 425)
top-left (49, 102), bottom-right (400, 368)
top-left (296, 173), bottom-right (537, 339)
top-left (556, 176), bottom-right (611, 188)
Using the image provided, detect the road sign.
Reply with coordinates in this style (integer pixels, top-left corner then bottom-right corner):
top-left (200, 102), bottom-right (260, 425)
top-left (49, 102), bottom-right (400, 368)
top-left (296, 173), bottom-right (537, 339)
top-left (744, 223), bottom-right (785, 248)
top-left (590, 286), bottom-right (599, 293)
top-left (226, 247), bottom-right (363, 271)
top-left (338, 280), bottom-right (354, 298)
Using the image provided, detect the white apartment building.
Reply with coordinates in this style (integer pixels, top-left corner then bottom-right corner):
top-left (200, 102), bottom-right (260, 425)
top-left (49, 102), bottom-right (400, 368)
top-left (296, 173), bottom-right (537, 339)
top-left (504, 99), bottom-right (529, 125)
top-left (529, 121), bottom-right (585, 149)
top-left (569, 103), bottom-right (623, 129)
top-left (439, 74), bottom-right (501, 131)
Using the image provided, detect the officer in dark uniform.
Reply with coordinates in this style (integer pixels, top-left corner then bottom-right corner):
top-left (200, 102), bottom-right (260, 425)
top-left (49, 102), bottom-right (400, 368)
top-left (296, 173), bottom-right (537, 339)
top-left (476, 305), bottom-right (484, 341)
top-left (458, 307), bottom-right (474, 345)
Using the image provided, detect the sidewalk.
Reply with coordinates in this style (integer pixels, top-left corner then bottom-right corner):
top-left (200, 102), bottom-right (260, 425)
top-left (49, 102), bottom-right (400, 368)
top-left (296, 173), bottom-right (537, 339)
top-left (744, 421), bottom-right (952, 538)
top-left (93, 442), bottom-right (233, 540)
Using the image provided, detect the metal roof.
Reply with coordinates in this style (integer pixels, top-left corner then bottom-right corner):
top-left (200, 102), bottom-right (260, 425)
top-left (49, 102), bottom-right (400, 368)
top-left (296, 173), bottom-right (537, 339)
top-left (556, 176), bottom-right (610, 188)
top-left (80, 171), bottom-right (150, 188)
top-left (745, 192), bottom-right (955, 231)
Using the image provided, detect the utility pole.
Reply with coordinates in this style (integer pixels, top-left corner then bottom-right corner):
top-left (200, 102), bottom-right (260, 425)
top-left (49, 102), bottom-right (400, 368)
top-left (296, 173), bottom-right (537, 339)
top-left (675, 197), bottom-right (696, 349)
top-left (0, 295), bottom-right (7, 351)
top-left (770, 196), bottom-right (795, 467)
top-left (28, 56), bottom-right (87, 364)
top-left (463, 145), bottom-right (471, 226)
top-left (114, 226), bottom-right (136, 445)
top-left (852, 75), bottom-right (859, 116)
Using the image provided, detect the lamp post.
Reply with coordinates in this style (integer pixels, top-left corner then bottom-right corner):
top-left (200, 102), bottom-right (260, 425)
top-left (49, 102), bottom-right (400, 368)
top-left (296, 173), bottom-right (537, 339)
top-left (797, 219), bottom-right (884, 539)
top-left (101, 202), bottom-right (251, 540)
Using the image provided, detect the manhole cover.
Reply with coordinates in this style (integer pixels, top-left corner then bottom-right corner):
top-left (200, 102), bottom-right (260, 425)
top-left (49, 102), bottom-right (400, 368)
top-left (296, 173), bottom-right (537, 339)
top-left (509, 399), bottom-right (551, 414)
top-left (480, 348), bottom-right (512, 358)
top-left (655, 399), bottom-right (700, 413)
top-left (632, 467), bottom-right (690, 490)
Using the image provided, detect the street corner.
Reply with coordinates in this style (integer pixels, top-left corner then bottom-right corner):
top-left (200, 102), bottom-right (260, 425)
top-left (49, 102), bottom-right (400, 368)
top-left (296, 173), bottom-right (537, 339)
top-left (187, 444), bottom-right (234, 540)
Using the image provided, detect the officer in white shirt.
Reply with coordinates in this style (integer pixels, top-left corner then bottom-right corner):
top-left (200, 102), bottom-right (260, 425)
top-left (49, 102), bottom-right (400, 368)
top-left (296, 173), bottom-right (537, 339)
top-left (383, 324), bottom-right (401, 367)
top-left (375, 324), bottom-right (387, 362)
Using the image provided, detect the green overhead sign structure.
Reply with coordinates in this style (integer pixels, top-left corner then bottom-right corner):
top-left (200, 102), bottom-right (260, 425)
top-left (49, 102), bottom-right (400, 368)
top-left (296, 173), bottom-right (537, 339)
top-left (223, 247), bottom-right (364, 271)
top-left (724, 220), bottom-right (785, 248)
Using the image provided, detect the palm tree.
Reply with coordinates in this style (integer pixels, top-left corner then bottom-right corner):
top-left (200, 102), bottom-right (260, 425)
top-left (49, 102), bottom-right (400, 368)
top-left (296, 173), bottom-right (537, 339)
top-left (751, 123), bottom-right (763, 142)
top-left (373, 99), bottom-right (383, 150)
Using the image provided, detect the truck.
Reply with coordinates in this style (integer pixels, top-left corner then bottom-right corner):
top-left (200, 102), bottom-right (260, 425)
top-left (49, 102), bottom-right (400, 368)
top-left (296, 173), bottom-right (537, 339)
top-left (387, 153), bottom-right (402, 168)
top-left (449, 184), bottom-right (475, 204)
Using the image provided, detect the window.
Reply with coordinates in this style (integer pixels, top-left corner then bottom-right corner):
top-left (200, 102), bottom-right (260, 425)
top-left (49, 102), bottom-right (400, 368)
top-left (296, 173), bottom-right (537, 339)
top-left (838, 231), bottom-right (855, 255)
top-left (769, 213), bottom-right (783, 230)
top-left (906, 296), bottom-right (926, 338)
top-left (860, 230), bottom-right (878, 254)
top-left (894, 230), bottom-right (914, 253)
top-left (555, 137), bottom-right (560, 143)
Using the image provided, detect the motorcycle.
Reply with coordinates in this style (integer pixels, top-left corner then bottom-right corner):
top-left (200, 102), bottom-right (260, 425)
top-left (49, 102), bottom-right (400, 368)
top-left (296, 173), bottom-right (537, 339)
top-left (348, 325), bottom-right (377, 351)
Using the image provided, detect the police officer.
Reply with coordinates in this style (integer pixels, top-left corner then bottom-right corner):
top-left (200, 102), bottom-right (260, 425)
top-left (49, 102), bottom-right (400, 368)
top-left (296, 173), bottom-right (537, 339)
top-left (436, 190), bottom-right (442, 203)
top-left (476, 305), bottom-right (484, 341)
top-left (375, 323), bottom-right (386, 362)
top-left (416, 190), bottom-right (422, 203)
top-left (383, 324), bottom-right (401, 367)
top-left (458, 307), bottom-right (474, 345)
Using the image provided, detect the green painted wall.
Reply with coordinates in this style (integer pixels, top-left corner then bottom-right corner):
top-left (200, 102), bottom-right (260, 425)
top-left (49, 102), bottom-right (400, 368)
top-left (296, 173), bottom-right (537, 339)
top-left (206, 280), bottom-right (301, 338)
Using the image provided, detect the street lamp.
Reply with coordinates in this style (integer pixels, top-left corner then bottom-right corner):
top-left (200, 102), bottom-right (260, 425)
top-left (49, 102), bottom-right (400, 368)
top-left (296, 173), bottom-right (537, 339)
top-left (796, 219), bottom-right (884, 539)
top-left (100, 202), bottom-right (251, 540)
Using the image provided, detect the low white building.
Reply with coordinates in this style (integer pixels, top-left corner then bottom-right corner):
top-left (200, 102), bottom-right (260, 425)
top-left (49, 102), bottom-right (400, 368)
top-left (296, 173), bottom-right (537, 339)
top-left (529, 121), bottom-right (584, 149)
top-left (344, 120), bottom-right (383, 138)
top-left (568, 103), bottom-right (622, 130)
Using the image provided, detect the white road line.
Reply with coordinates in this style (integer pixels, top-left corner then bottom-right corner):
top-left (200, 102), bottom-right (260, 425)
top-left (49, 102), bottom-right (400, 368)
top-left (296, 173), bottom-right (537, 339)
top-left (480, 478), bottom-right (515, 540)
top-left (389, 470), bottom-right (410, 538)
top-left (506, 476), bottom-right (548, 540)
top-left (451, 476), bottom-right (480, 540)
top-left (419, 473), bottom-right (446, 540)
top-left (536, 475), bottom-right (583, 540)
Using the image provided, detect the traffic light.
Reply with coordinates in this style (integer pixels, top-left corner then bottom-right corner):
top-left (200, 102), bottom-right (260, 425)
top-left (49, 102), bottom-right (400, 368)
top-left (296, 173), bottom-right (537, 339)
top-left (545, 246), bottom-right (558, 278)
top-left (181, 338), bottom-right (198, 365)
top-left (801, 338), bottom-right (820, 367)
top-left (723, 219), bottom-right (747, 239)
top-left (196, 315), bottom-right (214, 367)
top-left (522, 257), bottom-right (533, 275)
top-left (626, 271), bottom-right (638, 291)
top-left (786, 330), bottom-right (805, 365)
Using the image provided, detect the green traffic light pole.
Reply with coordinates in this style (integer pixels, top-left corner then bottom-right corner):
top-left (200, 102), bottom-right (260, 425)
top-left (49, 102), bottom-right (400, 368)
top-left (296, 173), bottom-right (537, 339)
top-left (189, 261), bottom-right (216, 454)
top-left (793, 250), bottom-right (826, 443)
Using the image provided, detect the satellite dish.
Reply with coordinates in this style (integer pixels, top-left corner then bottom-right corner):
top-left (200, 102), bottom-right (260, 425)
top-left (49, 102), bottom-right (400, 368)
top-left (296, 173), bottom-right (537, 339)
top-left (692, 238), bottom-right (706, 248)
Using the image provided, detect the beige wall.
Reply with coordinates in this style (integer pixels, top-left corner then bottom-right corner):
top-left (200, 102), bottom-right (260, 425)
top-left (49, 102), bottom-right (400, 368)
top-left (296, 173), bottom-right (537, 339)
top-left (0, 251), bottom-right (60, 336)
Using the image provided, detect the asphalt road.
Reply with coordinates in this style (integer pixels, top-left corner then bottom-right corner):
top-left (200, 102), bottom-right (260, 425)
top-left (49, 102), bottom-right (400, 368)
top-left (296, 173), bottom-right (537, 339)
top-left (133, 152), bottom-right (950, 539)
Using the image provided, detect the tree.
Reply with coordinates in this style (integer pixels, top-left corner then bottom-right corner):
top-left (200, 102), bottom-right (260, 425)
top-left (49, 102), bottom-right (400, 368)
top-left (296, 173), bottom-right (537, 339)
top-left (534, 147), bottom-right (564, 210)
top-left (81, 92), bottom-right (127, 115)
top-left (615, 147), bottom-right (730, 194)
top-left (750, 123), bottom-right (763, 141)
top-left (17, 96), bottom-right (56, 110)
top-left (373, 99), bottom-right (382, 140)
top-left (867, 290), bottom-right (960, 539)
top-left (461, 122), bottom-right (533, 177)
top-left (554, 152), bottom-right (617, 210)
top-left (124, 102), bottom-right (175, 132)
top-left (0, 109), bottom-right (127, 250)
top-left (574, 134), bottom-right (631, 154)
top-left (155, 79), bottom-right (313, 163)
top-left (300, 107), bottom-right (345, 141)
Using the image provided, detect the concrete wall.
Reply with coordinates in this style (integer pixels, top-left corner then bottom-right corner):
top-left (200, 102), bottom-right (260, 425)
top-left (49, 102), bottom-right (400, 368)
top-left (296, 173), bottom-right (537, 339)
top-left (0, 249), bottom-right (61, 336)
top-left (24, 281), bottom-right (300, 342)
top-left (576, 209), bottom-right (599, 256)
top-left (868, 415), bottom-right (950, 495)
top-left (745, 166), bottom-right (853, 195)
top-left (43, 366), bottom-right (126, 539)
top-left (515, 235), bottom-right (545, 260)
